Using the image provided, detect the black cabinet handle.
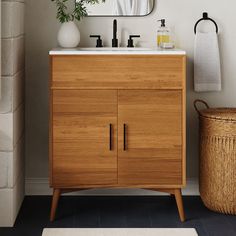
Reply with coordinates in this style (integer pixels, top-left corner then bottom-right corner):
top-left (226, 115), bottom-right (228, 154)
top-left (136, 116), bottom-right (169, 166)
top-left (109, 124), bottom-right (112, 151)
top-left (123, 124), bottom-right (127, 151)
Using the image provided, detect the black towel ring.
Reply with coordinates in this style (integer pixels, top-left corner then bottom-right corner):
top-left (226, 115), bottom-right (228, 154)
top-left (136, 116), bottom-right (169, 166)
top-left (194, 12), bottom-right (218, 34)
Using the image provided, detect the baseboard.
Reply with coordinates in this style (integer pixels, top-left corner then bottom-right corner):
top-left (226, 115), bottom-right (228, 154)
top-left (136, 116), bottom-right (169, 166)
top-left (25, 178), bottom-right (199, 196)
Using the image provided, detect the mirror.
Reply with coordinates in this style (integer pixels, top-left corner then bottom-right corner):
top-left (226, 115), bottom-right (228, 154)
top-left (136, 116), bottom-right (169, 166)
top-left (78, 0), bottom-right (154, 16)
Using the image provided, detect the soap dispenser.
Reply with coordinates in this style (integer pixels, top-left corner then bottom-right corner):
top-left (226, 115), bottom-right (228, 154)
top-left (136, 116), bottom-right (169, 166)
top-left (157, 19), bottom-right (170, 48)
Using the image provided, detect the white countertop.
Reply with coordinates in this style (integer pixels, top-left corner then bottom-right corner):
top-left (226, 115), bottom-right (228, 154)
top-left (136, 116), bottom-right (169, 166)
top-left (49, 47), bottom-right (186, 55)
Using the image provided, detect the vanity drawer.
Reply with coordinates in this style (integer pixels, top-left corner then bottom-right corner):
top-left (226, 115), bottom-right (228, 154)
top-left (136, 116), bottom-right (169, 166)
top-left (51, 55), bottom-right (185, 89)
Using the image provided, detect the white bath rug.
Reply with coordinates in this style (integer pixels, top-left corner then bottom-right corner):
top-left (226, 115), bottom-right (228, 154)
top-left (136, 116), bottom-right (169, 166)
top-left (42, 228), bottom-right (198, 236)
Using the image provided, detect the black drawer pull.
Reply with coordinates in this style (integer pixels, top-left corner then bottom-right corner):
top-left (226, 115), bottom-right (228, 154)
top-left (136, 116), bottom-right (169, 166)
top-left (124, 124), bottom-right (127, 151)
top-left (109, 124), bottom-right (112, 151)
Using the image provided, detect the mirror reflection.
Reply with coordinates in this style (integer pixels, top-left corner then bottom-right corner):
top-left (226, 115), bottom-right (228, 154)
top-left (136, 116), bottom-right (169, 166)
top-left (78, 0), bottom-right (154, 16)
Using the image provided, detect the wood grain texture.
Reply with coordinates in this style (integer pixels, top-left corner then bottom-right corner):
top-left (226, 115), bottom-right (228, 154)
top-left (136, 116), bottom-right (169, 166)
top-left (51, 55), bottom-right (185, 90)
top-left (52, 90), bottom-right (118, 187)
top-left (118, 90), bottom-right (183, 186)
top-left (174, 189), bottom-right (185, 222)
top-left (49, 54), bottom-right (187, 221)
top-left (49, 55), bottom-right (186, 189)
top-left (50, 189), bottom-right (61, 221)
top-left (49, 56), bottom-right (53, 186)
top-left (182, 56), bottom-right (187, 186)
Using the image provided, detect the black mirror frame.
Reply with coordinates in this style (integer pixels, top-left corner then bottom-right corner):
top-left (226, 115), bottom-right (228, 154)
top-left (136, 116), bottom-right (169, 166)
top-left (79, 0), bottom-right (155, 17)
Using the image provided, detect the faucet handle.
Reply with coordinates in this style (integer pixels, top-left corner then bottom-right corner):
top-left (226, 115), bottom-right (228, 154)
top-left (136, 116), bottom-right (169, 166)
top-left (90, 35), bottom-right (103, 47)
top-left (127, 35), bottom-right (140, 48)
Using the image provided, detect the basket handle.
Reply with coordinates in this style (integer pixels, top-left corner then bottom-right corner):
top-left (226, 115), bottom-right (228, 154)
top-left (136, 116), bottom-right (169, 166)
top-left (194, 99), bottom-right (210, 114)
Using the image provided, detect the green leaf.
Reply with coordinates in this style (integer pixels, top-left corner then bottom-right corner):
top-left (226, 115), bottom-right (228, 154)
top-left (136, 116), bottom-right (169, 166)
top-left (51, 0), bottom-right (105, 23)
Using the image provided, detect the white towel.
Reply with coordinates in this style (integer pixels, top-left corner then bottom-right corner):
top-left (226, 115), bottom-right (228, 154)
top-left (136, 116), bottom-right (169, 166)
top-left (113, 0), bottom-right (152, 15)
top-left (113, 0), bottom-right (132, 15)
top-left (194, 31), bottom-right (221, 92)
top-left (131, 0), bottom-right (152, 15)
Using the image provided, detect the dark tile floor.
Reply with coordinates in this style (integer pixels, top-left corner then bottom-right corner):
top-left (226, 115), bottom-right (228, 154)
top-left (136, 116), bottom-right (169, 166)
top-left (0, 196), bottom-right (236, 236)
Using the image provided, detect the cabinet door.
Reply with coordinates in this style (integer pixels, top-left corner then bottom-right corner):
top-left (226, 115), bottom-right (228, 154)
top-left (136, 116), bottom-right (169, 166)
top-left (52, 90), bottom-right (117, 187)
top-left (118, 90), bottom-right (183, 186)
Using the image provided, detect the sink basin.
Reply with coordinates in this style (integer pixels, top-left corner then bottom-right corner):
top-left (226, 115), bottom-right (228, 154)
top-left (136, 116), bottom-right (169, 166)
top-left (78, 47), bottom-right (153, 51)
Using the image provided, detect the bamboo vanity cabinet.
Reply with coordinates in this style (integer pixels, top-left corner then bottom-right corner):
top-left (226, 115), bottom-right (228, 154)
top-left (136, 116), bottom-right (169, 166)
top-left (49, 50), bottom-right (186, 222)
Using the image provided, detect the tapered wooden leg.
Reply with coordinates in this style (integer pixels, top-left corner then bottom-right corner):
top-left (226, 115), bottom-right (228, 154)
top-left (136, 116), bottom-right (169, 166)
top-left (145, 188), bottom-right (185, 222)
top-left (174, 188), bottom-right (185, 222)
top-left (50, 188), bottom-right (61, 221)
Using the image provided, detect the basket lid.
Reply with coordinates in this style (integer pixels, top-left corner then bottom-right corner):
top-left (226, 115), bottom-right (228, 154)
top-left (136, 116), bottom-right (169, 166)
top-left (200, 108), bottom-right (236, 121)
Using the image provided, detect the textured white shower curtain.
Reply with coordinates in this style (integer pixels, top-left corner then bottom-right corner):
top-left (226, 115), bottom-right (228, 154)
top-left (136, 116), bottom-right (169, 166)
top-left (113, 0), bottom-right (152, 15)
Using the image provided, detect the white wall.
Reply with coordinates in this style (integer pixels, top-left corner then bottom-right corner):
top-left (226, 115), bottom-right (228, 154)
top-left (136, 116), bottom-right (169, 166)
top-left (25, 0), bottom-right (236, 187)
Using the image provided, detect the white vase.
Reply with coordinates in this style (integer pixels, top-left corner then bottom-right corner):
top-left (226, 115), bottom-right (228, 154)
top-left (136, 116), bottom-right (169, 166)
top-left (57, 21), bottom-right (80, 48)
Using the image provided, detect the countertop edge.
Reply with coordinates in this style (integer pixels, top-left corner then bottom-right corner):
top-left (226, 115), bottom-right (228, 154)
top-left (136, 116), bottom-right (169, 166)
top-left (49, 49), bottom-right (186, 56)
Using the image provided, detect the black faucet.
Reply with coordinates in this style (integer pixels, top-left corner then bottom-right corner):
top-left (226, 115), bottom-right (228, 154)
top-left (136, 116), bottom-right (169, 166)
top-left (90, 35), bottom-right (103, 47)
top-left (127, 35), bottom-right (141, 47)
top-left (112, 19), bottom-right (118, 47)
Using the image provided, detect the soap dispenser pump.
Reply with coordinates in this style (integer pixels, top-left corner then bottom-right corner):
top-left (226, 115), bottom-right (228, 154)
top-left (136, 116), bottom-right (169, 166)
top-left (157, 19), bottom-right (170, 48)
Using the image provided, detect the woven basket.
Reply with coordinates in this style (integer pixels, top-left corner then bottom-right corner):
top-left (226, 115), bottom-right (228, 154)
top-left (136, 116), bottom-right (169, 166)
top-left (194, 99), bottom-right (236, 214)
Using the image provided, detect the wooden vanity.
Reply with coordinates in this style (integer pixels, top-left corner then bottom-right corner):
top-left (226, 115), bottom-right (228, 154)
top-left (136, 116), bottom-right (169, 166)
top-left (49, 49), bottom-right (186, 222)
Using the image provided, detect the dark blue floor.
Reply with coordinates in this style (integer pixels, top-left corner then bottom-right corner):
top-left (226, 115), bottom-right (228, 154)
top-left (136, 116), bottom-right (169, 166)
top-left (0, 196), bottom-right (236, 236)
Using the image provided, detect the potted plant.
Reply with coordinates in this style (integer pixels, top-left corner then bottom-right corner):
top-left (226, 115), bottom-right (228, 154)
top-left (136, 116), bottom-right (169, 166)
top-left (52, 0), bottom-right (105, 48)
